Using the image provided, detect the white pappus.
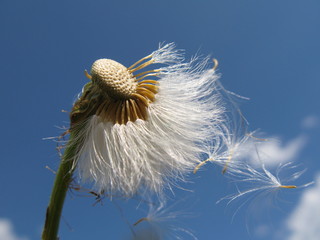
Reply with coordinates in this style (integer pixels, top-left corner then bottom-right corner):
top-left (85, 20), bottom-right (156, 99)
top-left (71, 43), bottom-right (231, 197)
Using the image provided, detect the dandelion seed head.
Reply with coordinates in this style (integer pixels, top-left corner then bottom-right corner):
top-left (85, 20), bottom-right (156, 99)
top-left (72, 43), bottom-right (230, 197)
top-left (78, 55), bottom-right (161, 125)
top-left (91, 59), bottom-right (137, 99)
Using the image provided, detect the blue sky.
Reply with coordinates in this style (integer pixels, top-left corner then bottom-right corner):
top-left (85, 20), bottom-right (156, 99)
top-left (1, 0), bottom-right (320, 239)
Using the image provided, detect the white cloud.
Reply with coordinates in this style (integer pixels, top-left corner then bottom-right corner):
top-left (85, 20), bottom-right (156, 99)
top-left (286, 174), bottom-right (320, 240)
top-left (0, 219), bottom-right (28, 240)
top-left (301, 115), bottom-right (319, 129)
top-left (287, 174), bottom-right (320, 240)
top-left (253, 224), bottom-right (272, 239)
top-left (236, 135), bottom-right (307, 167)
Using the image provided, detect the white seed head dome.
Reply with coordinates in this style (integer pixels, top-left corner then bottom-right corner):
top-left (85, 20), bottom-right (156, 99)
top-left (91, 59), bottom-right (137, 99)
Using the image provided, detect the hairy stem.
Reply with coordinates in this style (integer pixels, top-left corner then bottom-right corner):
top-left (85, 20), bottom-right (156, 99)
top-left (42, 130), bottom-right (80, 240)
top-left (42, 81), bottom-right (97, 239)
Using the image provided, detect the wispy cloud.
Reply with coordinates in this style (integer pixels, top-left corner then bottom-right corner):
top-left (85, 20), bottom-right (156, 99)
top-left (0, 219), bottom-right (28, 240)
top-left (301, 115), bottom-right (319, 129)
top-left (286, 173), bottom-right (320, 240)
top-left (235, 135), bottom-right (307, 167)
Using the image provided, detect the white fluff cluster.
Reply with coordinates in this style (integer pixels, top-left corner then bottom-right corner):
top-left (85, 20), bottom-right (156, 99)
top-left (132, 201), bottom-right (198, 240)
top-left (74, 44), bottom-right (230, 197)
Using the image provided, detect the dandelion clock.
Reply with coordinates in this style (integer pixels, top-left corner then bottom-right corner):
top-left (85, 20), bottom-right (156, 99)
top-left (42, 43), bottom-right (230, 239)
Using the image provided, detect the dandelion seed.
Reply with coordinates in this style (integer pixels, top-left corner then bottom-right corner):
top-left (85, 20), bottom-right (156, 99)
top-left (45, 166), bottom-right (57, 175)
top-left (205, 132), bottom-right (314, 218)
top-left (205, 130), bottom-right (250, 174)
top-left (133, 201), bottom-right (198, 240)
top-left (222, 149), bottom-right (234, 174)
top-left (70, 43), bottom-right (230, 197)
top-left (193, 158), bottom-right (213, 174)
top-left (217, 162), bottom-right (311, 205)
top-left (212, 58), bottom-right (219, 71)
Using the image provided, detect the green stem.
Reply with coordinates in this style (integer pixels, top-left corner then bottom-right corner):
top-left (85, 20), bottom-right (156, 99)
top-left (42, 131), bottom-right (78, 240)
top-left (42, 81), bottom-right (94, 239)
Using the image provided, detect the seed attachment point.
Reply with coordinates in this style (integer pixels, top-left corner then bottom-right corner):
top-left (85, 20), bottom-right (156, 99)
top-left (87, 57), bottom-right (160, 125)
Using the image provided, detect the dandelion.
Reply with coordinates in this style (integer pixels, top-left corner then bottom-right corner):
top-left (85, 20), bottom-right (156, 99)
top-left (72, 43), bottom-right (228, 197)
top-left (42, 43), bottom-right (231, 239)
